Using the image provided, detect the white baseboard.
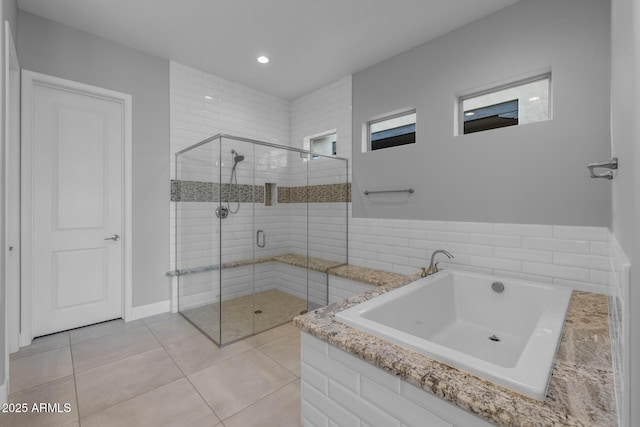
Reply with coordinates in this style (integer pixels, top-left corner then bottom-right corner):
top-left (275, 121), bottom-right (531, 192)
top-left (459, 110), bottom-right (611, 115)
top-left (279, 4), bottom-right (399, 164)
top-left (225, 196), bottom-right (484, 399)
top-left (130, 300), bottom-right (171, 321)
top-left (0, 375), bottom-right (8, 405)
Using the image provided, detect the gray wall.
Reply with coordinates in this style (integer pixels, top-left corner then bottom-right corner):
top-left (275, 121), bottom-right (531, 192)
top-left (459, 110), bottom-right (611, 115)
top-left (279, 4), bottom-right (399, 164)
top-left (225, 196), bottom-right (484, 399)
top-left (352, 0), bottom-right (611, 226)
top-left (17, 11), bottom-right (170, 307)
top-left (611, 0), bottom-right (640, 425)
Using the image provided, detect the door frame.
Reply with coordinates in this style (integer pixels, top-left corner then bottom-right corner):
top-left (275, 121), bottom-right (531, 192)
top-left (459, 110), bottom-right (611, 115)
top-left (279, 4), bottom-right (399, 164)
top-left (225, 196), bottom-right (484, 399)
top-left (5, 21), bottom-right (19, 355)
top-left (20, 70), bottom-right (133, 347)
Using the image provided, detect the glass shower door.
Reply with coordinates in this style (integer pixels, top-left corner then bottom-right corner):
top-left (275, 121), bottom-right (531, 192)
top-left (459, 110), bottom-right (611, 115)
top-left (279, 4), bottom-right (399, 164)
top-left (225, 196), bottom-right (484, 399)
top-left (218, 137), bottom-right (255, 345)
top-left (252, 144), bottom-right (309, 334)
top-left (177, 134), bottom-right (347, 347)
top-left (306, 151), bottom-right (348, 310)
top-left (175, 136), bottom-right (222, 345)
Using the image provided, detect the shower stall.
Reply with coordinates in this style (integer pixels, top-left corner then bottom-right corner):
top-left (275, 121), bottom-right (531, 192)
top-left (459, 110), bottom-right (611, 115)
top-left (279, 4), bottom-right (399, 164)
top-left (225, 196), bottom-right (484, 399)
top-left (173, 134), bottom-right (349, 346)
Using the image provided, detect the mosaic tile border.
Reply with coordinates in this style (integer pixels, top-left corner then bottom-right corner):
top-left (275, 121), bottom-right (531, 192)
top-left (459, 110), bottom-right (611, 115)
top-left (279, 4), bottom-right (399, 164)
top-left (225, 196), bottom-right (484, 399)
top-left (172, 180), bottom-right (351, 204)
top-left (277, 183), bottom-right (351, 203)
top-left (171, 180), bottom-right (264, 203)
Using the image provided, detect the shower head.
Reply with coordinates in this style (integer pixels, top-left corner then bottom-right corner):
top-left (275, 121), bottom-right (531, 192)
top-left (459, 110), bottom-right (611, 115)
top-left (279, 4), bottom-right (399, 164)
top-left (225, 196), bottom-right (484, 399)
top-left (231, 149), bottom-right (245, 163)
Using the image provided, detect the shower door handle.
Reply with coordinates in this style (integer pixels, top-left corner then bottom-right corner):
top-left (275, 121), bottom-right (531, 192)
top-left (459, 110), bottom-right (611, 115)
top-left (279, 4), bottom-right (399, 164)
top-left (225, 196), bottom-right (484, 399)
top-left (256, 230), bottom-right (266, 248)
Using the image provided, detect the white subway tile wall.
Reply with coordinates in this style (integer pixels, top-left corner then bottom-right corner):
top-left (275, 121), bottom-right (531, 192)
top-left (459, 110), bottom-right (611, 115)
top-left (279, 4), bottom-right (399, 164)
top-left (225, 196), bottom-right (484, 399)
top-left (289, 77), bottom-right (352, 271)
top-left (329, 277), bottom-right (377, 305)
top-left (170, 60), bottom-right (292, 264)
top-left (608, 235), bottom-right (630, 427)
top-left (170, 62), bottom-right (290, 168)
top-left (170, 62), bottom-right (349, 315)
top-left (291, 75), bottom-right (352, 184)
top-left (348, 218), bottom-right (613, 294)
top-left (301, 333), bottom-right (494, 427)
top-left (171, 61), bottom-right (293, 313)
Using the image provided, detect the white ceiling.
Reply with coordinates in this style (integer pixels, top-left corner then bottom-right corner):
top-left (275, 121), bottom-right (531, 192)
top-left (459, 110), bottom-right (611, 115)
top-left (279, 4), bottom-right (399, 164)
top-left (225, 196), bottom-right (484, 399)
top-left (17, 0), bottom-right (520, 100)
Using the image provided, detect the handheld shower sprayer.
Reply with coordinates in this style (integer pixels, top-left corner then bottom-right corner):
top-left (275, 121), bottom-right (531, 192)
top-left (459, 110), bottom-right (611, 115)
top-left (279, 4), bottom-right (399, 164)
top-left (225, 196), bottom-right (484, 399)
top-left (231, 149), bottom-right (245, 164)
top-left (226, 149), bottom-right (244, 215)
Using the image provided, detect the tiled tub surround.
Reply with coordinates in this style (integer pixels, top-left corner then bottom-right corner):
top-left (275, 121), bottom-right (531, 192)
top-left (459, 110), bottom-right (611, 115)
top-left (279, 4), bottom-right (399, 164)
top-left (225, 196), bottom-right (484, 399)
top-left (295, 286), bottom-right (616, 426)
top-left (334, 270), bottom-right (574, 401)
top-left (348, 219), bottom-right (614, 296)
top-left (608, 235), bottom-right (630, 427)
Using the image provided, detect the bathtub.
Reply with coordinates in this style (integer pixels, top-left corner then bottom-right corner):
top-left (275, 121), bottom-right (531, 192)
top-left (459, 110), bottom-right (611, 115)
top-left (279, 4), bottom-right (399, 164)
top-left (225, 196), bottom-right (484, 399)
top-left (335, 270), bottom-right (572, 400)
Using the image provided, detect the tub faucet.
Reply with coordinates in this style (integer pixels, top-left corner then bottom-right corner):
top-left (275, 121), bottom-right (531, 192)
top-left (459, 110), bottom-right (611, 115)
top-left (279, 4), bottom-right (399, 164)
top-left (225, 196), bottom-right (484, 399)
top-left (421, 250), bottom-right (454, 277)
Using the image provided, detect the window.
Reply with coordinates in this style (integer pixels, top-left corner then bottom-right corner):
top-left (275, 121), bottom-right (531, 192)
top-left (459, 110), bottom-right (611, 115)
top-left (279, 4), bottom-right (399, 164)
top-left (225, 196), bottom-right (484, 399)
top-left (310, 132), bottom-right (337, 159)
top-left (367, 110), bottom-right (416, 151)
top-left (460, 74), bottom-right (550, 135)
top-left (304, 130), bottom-right (338, 160)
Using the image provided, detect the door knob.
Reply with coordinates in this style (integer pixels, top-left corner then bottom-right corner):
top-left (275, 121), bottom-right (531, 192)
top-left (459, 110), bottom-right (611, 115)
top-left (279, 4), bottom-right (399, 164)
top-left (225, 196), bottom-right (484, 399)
top-left (104, 234), bottom-right (120, 241)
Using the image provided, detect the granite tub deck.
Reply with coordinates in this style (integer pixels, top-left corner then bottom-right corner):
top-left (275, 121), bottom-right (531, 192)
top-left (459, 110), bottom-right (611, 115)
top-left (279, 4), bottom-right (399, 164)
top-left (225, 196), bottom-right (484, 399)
top-left (295, 279), bottom-right (617, 427)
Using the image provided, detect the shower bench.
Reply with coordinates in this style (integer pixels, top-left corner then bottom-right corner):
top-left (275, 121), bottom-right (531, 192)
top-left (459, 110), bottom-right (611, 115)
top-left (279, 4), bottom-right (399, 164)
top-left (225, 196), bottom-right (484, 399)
top-left (166, 253), bottom-right (416, 307)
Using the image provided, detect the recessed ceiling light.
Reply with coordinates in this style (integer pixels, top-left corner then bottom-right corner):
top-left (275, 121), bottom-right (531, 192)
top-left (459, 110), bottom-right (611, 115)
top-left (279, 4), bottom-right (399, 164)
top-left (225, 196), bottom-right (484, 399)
top-left (464, 112), bottom-right (475, 116)
top-left (257, 55), bottom-right (270, 64)
top-left (204, 95), bottom-right (213, 100)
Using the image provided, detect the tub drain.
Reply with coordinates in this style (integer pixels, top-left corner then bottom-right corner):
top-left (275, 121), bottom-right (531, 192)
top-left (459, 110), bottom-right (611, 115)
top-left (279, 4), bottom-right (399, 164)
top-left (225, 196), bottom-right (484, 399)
top-left (489, 335), bottom-right (501, 342)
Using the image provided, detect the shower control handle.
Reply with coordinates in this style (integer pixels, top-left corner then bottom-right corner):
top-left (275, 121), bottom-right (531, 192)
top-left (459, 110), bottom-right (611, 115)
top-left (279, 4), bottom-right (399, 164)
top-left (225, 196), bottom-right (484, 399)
top-left (256, 230), bottom-right (266, 248)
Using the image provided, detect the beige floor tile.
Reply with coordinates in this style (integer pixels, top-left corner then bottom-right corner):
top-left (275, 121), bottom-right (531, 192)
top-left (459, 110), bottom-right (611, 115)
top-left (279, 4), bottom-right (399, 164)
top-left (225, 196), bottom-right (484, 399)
top-left (75, 348), bottom-right (182, 418)
top-left (1, 376), bottom-right (78, 427)
top-left (141, 311), bottom-right (181, 326)
top-left (10, 332), bottom-right (70, 361)
top-left (223, 380), bottom-right (301, 427)
top-left (71, 325), bottom-right (160, 372)
top-left (69, 319), bottom-right (144, 345)
top-left (188, 349), bottom-right (296, 420)
top-left (9, 347), bottom-right (73, 394)
top-left (146, 316), bottom-right (202, 346)
top-left (80, 378), bottom-right (219, 427)
top-left (164, 334), bottom-right (253, 376)
top-left (245, 321), bottom-right (299, 348)
top-left (258, 332), bottom-right (301, 376)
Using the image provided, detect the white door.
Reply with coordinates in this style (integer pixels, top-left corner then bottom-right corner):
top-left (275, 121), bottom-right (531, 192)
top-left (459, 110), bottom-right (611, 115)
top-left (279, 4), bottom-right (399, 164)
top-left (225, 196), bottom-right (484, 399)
top-left (29, 79), bottom-right (124, 337)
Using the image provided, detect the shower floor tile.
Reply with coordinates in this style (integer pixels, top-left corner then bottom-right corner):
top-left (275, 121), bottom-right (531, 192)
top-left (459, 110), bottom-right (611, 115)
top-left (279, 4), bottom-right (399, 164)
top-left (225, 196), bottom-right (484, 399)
top-left (180, 289), bottom-right (308, 345)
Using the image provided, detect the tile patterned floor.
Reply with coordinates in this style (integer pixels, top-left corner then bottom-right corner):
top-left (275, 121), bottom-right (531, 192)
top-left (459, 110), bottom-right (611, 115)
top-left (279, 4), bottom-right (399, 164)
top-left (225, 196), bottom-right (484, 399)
top-left (1, 315), bottom-right (302, 427)
top-left (180, 289), bottom-right (308, 345)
